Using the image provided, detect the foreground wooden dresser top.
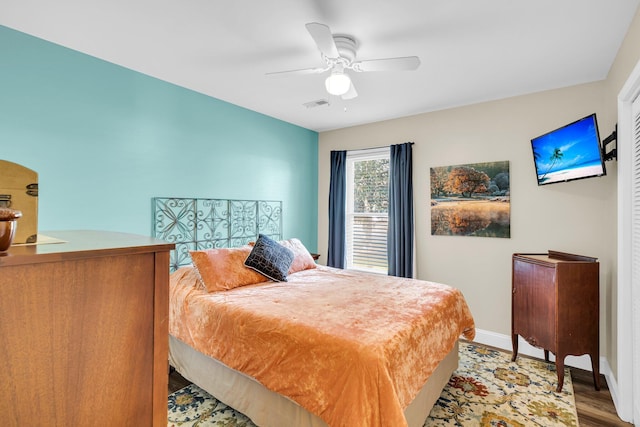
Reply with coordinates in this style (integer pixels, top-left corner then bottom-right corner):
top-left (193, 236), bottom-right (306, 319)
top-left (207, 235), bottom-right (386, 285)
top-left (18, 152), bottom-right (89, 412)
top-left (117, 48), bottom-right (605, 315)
top-left (0, 230), bottom-right (174, 427)
top-left (0, 229), bottom-right (174, 265)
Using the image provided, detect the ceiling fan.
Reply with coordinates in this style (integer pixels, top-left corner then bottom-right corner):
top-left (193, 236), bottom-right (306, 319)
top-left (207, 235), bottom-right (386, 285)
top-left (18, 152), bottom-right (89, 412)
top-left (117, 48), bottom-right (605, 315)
top-left (266, 22), bottom-right (421, 100)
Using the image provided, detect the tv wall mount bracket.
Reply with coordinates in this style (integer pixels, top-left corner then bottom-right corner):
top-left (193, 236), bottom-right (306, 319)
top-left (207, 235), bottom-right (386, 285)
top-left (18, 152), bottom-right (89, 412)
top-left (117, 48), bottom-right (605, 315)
top-left (602, 125), bottom-right (617, 162)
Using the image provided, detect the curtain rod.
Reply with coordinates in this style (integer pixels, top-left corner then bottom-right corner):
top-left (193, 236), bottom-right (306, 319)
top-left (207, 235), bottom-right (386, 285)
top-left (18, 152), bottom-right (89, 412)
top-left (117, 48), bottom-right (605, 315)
top-left (334, 141), bottom-right (414, 154)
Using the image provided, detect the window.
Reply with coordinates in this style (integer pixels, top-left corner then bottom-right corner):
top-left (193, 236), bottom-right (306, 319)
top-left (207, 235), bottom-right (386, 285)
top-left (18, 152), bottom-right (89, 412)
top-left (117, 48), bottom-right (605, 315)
top-left (345, 148), bottom-right (389, 273)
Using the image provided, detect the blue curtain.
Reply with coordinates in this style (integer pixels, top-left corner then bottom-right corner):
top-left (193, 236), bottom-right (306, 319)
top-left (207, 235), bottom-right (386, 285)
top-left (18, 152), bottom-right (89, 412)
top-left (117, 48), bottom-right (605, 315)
top-left (328, 150), bottom-right (347, 268)
top-left (388, 142), bottom-right (414, 277)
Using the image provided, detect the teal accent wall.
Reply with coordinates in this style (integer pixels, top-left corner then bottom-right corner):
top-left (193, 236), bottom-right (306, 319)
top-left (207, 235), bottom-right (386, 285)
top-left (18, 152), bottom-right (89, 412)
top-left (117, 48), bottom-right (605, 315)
top-left (0, 26), bottom-right (318, 250)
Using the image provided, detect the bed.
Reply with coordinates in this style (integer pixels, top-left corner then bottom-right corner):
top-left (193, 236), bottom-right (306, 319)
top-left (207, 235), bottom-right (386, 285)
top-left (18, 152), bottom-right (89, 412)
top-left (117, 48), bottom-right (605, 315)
top-left (154, 197), bottom-right (475, 427)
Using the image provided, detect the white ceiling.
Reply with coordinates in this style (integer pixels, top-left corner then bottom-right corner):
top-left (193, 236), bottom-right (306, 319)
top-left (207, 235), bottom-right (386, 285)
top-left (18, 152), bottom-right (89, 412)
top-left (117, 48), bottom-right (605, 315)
top-left (1, 0), bottom-right (638, 132)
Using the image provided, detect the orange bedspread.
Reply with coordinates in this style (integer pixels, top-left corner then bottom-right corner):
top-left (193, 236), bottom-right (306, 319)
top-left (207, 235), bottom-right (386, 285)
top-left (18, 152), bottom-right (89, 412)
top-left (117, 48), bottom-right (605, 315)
top-left (169, 265), bottom-right (475, 427)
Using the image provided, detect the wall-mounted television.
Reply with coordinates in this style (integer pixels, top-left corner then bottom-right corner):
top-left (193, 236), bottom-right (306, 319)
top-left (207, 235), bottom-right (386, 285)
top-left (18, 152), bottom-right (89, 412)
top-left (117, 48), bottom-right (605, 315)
top-left (530, 113), bottom-right (606, 186)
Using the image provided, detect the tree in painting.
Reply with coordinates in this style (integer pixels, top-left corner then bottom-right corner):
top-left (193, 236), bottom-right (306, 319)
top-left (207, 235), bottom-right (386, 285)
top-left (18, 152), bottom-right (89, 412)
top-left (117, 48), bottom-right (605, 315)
top-left (494, 172), bottom-right (509, 191)
top-left (443, 166), bottom-right (490, 198)
top-left (430, 167), bottom-right (450, 198)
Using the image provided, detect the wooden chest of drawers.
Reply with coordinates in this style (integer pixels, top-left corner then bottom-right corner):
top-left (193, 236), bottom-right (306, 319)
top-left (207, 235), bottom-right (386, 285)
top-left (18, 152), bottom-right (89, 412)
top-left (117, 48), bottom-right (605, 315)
top-left (511, 250), bottom-right (600, 392)
top-left (0, 230), bottom-right (174, 426)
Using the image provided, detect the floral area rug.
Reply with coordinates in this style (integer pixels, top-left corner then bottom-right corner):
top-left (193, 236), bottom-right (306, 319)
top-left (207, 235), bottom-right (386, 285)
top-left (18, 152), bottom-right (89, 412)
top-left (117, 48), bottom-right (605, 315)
top-left (168, 384), bottom-right (254, 427)
top-left (427, 342), bottom-right (578, 426)
top-left (167, 341), bottom-right (579, 426)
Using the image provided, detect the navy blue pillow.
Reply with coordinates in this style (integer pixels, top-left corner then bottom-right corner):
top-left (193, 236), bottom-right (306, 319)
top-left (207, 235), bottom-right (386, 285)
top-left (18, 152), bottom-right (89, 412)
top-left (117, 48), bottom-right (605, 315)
top-left (244, 234), bottom-right (295, 282)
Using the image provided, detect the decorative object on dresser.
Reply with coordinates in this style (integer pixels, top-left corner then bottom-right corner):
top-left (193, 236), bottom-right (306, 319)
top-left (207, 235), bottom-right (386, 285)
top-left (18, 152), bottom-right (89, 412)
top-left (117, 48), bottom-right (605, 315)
top-left (0, 230), bottom-right (174, 426)
top-left (152, 197), bottom-right (282, 271)
top-left (511, 250), bottom-right (600, 392)
top-left (0, 160), bottom-right (38, 244)
top-left (0, 207), bottom-right (22, 251)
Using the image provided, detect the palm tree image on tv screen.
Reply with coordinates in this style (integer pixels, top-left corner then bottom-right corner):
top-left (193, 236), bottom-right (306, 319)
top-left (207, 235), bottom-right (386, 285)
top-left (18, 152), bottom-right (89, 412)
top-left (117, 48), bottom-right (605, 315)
top-left (537, 147), bottom-right (564, 182)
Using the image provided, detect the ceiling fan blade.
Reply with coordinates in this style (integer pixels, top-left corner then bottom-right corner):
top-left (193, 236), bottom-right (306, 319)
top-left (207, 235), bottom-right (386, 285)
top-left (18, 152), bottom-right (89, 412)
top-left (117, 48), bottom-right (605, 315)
top-left (265, 66), bottom-right (329, 78)
top-left (305, 22), bottom-right (339, 58)
top-left (341, 81), bottom-right (358, 100)
top-left (352, 56), bottom-right (421, 72)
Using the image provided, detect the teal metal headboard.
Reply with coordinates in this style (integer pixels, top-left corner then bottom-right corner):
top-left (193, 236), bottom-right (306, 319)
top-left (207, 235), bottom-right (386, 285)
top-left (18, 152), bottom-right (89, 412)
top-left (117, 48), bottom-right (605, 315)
top-left (152, 197), bottom-right (282, 271)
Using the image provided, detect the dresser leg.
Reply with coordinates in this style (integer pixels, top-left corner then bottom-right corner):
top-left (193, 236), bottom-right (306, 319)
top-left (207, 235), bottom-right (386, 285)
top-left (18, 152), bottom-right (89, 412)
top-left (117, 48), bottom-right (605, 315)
top-left (544, 349), bottom-right (549, 362)
top-left (511, 333), bottom-right (518, 361)
top-left (590, 352), bottom-right (601, 391)
top-left (555, 356), bottom-right (565, 392)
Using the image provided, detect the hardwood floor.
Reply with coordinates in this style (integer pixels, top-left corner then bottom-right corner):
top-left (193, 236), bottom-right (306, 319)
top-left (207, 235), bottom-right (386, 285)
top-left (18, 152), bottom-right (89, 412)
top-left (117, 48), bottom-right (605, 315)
top-left (169, 366), bottom-right (630, 426)
top-left (169, 368), bottom-right (190, 394)
top-left (570, 367), bottom-right (632, 426)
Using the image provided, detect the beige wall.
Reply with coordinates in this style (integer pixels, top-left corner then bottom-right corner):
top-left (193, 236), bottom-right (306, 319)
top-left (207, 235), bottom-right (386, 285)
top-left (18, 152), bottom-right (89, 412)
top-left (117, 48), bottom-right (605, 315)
top-left (318, 82), bottom-right (616, 356)
top-left (606, 5), bottom-right (640, 111)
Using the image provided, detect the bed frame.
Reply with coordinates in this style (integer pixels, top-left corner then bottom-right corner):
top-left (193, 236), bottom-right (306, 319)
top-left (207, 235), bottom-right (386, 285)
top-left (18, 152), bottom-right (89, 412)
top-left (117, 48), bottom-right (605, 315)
top-left (152, 197), bottom-right (282, 271)
top-left (156, 196), bottom-right (458, 425)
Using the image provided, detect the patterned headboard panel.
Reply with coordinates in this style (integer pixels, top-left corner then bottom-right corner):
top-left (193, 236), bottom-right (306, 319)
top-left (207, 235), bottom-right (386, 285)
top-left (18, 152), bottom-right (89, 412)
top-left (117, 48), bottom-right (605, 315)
top-left (152, 197), bottom-right (283, 271)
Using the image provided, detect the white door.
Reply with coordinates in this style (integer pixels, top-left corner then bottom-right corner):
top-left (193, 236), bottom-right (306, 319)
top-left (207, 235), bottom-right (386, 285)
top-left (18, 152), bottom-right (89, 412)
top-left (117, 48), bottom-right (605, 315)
top-left (618, 59), bottom-right (640, 424)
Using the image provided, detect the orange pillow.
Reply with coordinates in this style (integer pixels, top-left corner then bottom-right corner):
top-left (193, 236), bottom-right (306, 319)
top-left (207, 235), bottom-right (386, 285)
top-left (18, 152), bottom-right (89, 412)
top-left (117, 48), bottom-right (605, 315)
top-left (279, 238), bottom-right (317, 274)
top-left (190, 246), bottom-right (268, 292)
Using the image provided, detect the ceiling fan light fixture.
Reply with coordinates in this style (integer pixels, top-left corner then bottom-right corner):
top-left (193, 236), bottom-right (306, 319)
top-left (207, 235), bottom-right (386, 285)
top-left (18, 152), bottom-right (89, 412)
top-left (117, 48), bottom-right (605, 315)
top-left (325, 71), bottom-right (351, 96)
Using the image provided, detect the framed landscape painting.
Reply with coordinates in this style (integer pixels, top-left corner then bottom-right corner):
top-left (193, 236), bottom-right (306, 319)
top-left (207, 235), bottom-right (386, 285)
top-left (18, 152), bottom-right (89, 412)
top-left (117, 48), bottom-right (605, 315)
top-left (430, 160), bottom-right (510, 238)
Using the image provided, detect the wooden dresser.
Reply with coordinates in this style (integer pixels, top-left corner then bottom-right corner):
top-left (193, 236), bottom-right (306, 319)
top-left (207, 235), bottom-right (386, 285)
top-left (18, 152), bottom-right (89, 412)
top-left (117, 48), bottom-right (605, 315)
top-left (0, 230), bottom-right (174, 426)
top-left (511, 250), bottom-right (600, 392)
